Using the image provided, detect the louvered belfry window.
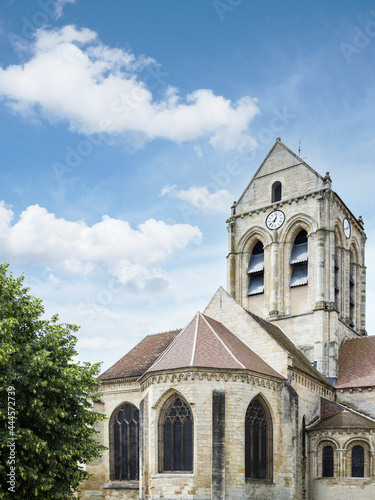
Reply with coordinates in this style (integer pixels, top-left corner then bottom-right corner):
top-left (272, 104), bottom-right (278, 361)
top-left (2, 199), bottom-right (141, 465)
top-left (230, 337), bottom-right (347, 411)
top-left (290, 230), bottom-right (308, 287)
top-left (111, 403), bottom-right (139, 481)
top-left (247, 241), bottom-right (265, 296)
top-left (159, 395), bottom-right (193, 473)
top-left (245, 397), bottom-right (272, 479)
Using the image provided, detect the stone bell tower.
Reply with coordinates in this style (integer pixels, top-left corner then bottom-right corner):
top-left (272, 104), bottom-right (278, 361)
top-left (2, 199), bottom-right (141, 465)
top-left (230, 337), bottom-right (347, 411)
top-left (226, 138), bottom-right (366, 379)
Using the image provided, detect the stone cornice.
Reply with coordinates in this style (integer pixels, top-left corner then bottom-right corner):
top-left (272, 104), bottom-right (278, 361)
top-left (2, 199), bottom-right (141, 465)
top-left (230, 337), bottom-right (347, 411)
top-left (309, 428), bottom-right (375, 436)
top-left (292, 370), bottom-right (334, 395)
top-left (226, 186), bottom-right (330, 225)
top-left (139, 367), bottom-right (284, 392)
top-left (100, 378), bottom-right (140, 393)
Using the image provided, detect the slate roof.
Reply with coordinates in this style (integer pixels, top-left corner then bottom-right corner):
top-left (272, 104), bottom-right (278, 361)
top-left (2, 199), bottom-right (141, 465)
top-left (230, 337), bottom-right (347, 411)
top-left (147, 312), bottom-right (284, 379)
top-left (247, 310), bottom-right (332, 387)
top-left (336, 336), bottom-right (375, 389)
top-left (310, 411), bottom-right (375, 431)
top-left (98, 329), bottom-right (180, 381)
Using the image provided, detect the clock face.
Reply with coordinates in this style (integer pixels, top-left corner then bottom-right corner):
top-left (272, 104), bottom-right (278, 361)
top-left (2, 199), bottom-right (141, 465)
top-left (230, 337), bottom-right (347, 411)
top-left (343, 218), bottom-right (351, 239)
top-left (266, 210), bottom-right (285, 230)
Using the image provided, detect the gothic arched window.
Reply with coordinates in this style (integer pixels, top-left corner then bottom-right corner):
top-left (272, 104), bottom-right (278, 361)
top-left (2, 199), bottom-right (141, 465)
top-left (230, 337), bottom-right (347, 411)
top-left (322, 445), bottom-right (334, 477)
top-left (290, 230), bottom-right (308, 287)
top-left (110, 402), bottom-right (139, 481)
top-left (302, 417), bottom-right (306, 458)
top-left (247, 241), bottom-right (264, 296)
top-left (272, 181), bottom-right (282, 202)
top-left (352, 445), bottom-right (364, 477)
top-left (159, 395), bottom-right (193, 473)
top-left (245, 397), bottom-right (272, 479)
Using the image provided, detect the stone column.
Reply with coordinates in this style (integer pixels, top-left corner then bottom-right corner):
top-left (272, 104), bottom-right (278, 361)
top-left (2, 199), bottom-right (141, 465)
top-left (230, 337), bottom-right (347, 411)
top-left (337, 448), bottom-right (345, 479)
top-left (212, 390), bottom-right (225, 500)
top-left (370, 450), bottom-right (375, 479)
top-left (139, 395), bottom-right (148, 500)
top-left (226, 220), bottom-right (236, 299)
top-left (360, 264), bottom-right (366, 335)
top-left (314, 229), bottom-right (326, 309)
top-left (269, 241), bottom-right (279, 316)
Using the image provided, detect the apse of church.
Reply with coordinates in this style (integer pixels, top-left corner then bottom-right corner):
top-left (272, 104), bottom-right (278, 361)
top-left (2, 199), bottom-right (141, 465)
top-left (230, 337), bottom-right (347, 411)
top-left (79, 140), bottom-right (375, 500)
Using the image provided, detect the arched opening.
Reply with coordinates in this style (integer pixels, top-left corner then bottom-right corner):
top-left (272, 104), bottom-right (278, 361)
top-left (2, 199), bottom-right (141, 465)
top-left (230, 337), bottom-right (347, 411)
top-left (290, 230), bottom-right (308, 287)
top-left (158, 394), bottom-right (193, 473)
top-left (245, 396), bottom-right (273, 480)
top-left (322, 445), bottom-right (334, 477)
top-left (110, 402), bottom-right (139, 481)
top-left (272, 181), bottom-right (282, 203)
top-left (349, 249), bottom-right (357, 328)
top-left (302, 417), bottom-right (306, 458)
top-left (247, 241), bottom-right (264, 296)
top-left (352, 445), bottom-right (365, 477)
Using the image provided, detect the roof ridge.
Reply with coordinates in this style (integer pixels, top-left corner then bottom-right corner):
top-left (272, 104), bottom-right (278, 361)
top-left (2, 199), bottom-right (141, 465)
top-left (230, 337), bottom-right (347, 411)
top-left (190, 312), bottom-right (200, 366)
top-left (145, 314), bottom-right (198, 373)
top-left (148, 328), bottom-right (182, 336)
top-left (202, 314), bottom-right (245, 369)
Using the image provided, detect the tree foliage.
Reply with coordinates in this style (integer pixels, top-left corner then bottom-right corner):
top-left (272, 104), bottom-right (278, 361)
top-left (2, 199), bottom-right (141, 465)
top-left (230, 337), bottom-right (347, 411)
top-left (0, 264), bottom-right (105, 499)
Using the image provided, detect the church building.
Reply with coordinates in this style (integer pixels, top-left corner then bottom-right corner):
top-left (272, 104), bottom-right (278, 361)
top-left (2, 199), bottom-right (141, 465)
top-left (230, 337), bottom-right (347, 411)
top-left (79, 139), bottom-right (375, 499)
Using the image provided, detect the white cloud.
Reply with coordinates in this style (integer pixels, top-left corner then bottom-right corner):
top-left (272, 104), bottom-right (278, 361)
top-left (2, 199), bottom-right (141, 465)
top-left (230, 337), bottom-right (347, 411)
top-left (54, 0), bottom-right (77, 19)
top-left (194, 145), bottom-right (203, 157)
top-left (0, 25), bottom-right (260, 151)
top-left (0, 202), bottom-right (202, 287)
top-left (160, 185), bottom-right (233, 215)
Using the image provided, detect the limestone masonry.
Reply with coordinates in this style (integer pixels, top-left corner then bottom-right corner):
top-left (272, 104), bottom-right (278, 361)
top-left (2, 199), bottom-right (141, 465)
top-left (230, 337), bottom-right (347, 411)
top-left (79, 139), bottom-right (375, 499)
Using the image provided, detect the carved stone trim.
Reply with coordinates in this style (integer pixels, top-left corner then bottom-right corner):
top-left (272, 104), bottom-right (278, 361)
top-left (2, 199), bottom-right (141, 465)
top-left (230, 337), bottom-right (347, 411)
top-left (140, 368), bottom-right (283, 392)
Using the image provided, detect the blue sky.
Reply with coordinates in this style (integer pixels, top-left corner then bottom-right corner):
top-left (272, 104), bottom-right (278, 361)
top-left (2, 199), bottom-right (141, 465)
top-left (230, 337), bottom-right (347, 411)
top-left (1, 0), bottom-right (375, 370)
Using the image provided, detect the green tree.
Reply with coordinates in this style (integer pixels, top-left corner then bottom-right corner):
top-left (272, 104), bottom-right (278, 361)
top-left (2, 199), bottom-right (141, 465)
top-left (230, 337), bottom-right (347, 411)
top-left (0, 264), bottom-right (105, 499)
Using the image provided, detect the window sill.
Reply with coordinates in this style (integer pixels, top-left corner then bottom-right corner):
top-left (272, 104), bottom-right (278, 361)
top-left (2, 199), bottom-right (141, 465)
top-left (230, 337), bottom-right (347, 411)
top-left (152, 473), bottom-right (195, 479)
top-left (245, 478), bottom-right (273, 484)
top-left (103, 481), bottom-right (139, 489)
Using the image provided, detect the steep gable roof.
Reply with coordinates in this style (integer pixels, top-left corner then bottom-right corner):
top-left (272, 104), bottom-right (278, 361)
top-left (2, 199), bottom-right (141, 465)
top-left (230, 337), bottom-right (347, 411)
top-left (336, 336), bottom-right (375, 389)
top-left (247, 310), bottom-right (332, 387)
top-left (237, 138), bottom-right (324, 206)
top-left (147, 312), bottom-right (284, 379)
top-left (98, 329), bottom-right (180, 381)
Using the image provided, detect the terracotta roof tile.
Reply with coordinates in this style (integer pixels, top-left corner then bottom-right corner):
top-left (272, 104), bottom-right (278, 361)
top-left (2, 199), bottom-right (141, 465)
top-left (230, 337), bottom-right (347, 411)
top-left (98, 329), bottom-right (180, 381)
top-left (148, 312), bottom-right (284, 378)
top-left (336, 336), bottom-right (375, 389)
top-left (320, 398), bottom-right (344, 420)
top-left (246, 310), bottom-right (331, 386)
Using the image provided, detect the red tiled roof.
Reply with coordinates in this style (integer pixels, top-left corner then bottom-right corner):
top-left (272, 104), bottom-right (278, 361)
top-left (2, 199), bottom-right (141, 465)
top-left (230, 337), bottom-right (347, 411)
top-left (320, 398), bottom-right (344, 420)
top-left (147, 312), bottom-right (284, 379)
top-left (336, 336), bottom-right (375, 389)
top-left (98, 329), bottom-right (180, 381)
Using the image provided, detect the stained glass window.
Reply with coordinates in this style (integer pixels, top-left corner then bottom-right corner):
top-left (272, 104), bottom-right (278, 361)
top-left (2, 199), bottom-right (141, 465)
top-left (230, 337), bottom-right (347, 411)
top-left (245, 397), bottom-right (272, 479)
top-left (352, 445), bottom-right (364, 477)
top-left (322, 445), bottom-right (334, 477)
top-left (111, 403), bottom-right (139, 481)
top-left (159, 395), bottom-right (193, 473)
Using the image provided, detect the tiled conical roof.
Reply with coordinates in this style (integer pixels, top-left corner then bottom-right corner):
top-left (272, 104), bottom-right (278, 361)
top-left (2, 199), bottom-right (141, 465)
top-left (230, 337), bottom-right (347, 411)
top-left (147, 312), bottom-right (284, 379)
